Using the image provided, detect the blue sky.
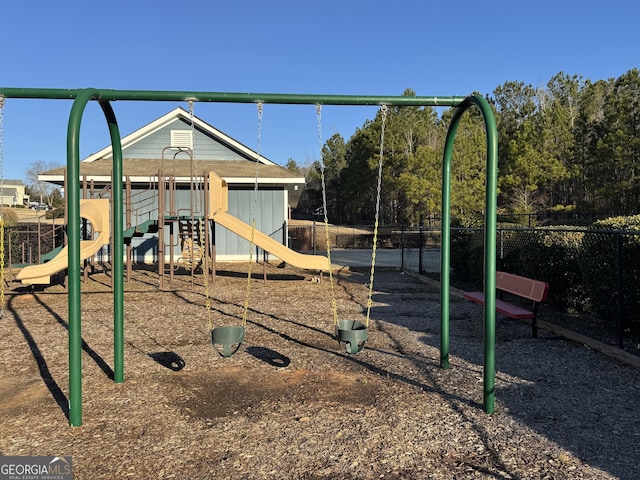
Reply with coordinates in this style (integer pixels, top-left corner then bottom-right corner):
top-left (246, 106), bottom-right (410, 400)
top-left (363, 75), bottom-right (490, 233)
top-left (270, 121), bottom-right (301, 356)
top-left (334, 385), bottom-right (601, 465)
top-left (0, 0), bottom-right (637, 183)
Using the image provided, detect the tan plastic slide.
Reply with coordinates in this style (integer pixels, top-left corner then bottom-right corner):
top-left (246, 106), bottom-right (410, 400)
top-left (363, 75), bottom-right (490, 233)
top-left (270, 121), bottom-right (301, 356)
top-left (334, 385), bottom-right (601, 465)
top-left (16, 199), bottom-right (110, 285)
top-left (212, 211), bottom-right (331, 271)
top-left (208, 171), bottom-right (331, 272)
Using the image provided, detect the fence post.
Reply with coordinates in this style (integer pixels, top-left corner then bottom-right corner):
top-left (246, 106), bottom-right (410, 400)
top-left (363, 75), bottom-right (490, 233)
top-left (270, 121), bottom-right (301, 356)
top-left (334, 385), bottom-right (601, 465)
top-left (498, 229), bottom-right (504, 271)
top-left (401, 224), bottom-right (405, 270)
top-left (418, 217), bottom-right (424, 275)
top-left (37, 219), bottom-right (42, 263)
top-left (312, 220), bottom-right (316, 255)
top-left (617, 232), bottom-right (624, 348)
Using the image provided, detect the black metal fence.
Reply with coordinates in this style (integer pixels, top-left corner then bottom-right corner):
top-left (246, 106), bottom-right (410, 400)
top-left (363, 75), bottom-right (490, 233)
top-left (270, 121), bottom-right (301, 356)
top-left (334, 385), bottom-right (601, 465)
top-left (288, 223), bottom-right (440, 271)
top-left (447, 226), bottom-right (640, 355)
top-left (4, 222), bottom-right (64, 268)
top-left (8, 219), bottom-right (638, 357)
top-left (288, 222), bottom-right (640, 357)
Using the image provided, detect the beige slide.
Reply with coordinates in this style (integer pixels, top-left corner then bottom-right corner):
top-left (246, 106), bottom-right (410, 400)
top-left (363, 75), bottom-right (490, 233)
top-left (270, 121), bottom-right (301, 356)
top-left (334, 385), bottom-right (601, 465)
top-left (16, 199), bottom-right (110, 285)
top-left (212, 211), bottom-right (331, 271)
top-left (208, 171), bottom-right (331, 272)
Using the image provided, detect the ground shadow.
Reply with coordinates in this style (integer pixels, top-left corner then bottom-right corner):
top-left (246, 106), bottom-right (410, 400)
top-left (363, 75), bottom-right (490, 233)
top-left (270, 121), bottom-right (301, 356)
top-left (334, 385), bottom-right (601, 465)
top-left (32, 294), bottom-right (115, 381)
top-left (8, 297), bottom-right (69, 419)
top-left (234, 306), bottom-right (481, 413)
top-left (214, 269), bottom-right (306, 281)
top-left (148, 351), bottom-right (186, 371)
top-left (245, 346), bottom-right (291, 368)
top-left (368, 271), bottom-right (640, 480)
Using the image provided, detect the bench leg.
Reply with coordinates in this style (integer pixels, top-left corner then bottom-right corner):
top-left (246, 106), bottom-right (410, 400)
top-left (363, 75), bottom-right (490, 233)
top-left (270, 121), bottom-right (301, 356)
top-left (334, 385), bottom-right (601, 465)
top-left (532, 303), bottom-right (540, 338)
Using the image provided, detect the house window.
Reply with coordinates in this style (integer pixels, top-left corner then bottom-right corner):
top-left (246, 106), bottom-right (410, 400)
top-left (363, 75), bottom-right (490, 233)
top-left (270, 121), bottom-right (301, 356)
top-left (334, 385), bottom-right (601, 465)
top-left (171, 130), bottom-right (193, 150)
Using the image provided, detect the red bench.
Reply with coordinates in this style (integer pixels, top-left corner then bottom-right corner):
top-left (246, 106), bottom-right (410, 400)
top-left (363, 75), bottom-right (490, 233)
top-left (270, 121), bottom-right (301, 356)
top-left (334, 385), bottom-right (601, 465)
top-left (463, 271), bottom-right (550, 338)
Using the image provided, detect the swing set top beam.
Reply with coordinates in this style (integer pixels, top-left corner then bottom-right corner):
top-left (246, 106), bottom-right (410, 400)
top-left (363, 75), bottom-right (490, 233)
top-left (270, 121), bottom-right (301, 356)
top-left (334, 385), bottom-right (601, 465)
top-left (0, 87), bottom-right (466, 107)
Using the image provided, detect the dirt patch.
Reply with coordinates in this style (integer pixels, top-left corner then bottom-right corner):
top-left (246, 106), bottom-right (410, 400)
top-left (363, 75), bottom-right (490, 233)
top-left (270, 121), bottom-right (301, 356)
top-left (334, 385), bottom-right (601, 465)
top-left (0, 377), bottom-right (50, 415)
top-left (174, 367), bottom-right (381, 421)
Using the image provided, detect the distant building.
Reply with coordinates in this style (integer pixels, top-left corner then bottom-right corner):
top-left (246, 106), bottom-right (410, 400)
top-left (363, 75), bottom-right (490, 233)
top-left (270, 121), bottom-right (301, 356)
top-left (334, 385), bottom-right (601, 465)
top-left (38, 107), bottom-right (305, 263)
top-left (0, 180), bottom-right (28, 206)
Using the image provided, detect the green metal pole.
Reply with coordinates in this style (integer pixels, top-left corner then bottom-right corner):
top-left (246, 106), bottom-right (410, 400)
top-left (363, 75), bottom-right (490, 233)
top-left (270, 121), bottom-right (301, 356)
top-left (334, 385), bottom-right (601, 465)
top-left (0, 87), bottom-right (466, 108)
top-left (67, 89), bottom-right (99, 427)
top-left (99, 100), bottom-right (124, 383)
top-left (475, 95), bottom-right (498, 415)
top-left (440, 95), bottom-right (498, 414)
top-left (440, 116), bottom-right (460, 370)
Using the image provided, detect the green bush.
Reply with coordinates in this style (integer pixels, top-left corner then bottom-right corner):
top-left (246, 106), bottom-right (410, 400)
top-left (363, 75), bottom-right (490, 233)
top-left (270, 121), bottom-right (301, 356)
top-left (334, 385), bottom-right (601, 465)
top-left (0, 207), bottom-right (19, 227)
top-left (453, 226), bottom-right (586, 312)
top-left (45, 206), bottom-right (65, 220)
top-left (581, 216), bottom-right (640, 328)
top-left (450, 228), bottom-right (484, 285)
top-left (451, 219), bottom-right (640, 338)
top-left (500, 228), bottom-right (586, 312)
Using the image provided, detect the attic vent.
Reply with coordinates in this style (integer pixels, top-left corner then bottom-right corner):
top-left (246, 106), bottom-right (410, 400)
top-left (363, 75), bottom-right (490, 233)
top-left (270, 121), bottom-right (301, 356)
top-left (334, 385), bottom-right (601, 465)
top-left (170, 130), bottom-right (193, 149)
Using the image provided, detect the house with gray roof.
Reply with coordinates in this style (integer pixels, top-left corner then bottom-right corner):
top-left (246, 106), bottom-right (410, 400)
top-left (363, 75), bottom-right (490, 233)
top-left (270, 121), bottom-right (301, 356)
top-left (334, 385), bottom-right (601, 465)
top-left (0, 180), bottom-right (28, 207)
top-left (39, 108), bottom-right (306, 264)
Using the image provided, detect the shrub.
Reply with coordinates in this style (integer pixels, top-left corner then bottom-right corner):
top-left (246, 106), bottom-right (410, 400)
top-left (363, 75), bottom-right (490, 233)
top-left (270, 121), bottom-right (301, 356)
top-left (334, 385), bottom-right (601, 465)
top-left (45, 206), bottom-right (65, 220)
top-left (450, 228), bottom-right (484, 285)
top-left (451, 219), bottom-right (640, 340)
top-left (0, 207), bottom-right (19, 227)
top-left (452, 226), bottom-right (586, 312)
top-left (581, 216), bottom-right (640, 329)
top-left (501, 227), bottom-right (586, 312)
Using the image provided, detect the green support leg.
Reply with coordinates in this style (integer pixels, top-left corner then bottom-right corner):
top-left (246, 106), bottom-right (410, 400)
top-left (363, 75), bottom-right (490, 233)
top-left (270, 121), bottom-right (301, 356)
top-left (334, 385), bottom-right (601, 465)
top-left (441, 95), bottom-right (498, 414)
top-left (67, 89), bottom-right (99, 427)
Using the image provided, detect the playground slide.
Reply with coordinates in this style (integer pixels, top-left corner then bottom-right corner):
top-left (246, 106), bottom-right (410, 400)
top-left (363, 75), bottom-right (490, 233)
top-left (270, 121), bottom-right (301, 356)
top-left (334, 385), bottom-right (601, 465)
top-left (212, 211), bottom-right (331, 272)
top-left (16, 199), bottom-right (110, 285)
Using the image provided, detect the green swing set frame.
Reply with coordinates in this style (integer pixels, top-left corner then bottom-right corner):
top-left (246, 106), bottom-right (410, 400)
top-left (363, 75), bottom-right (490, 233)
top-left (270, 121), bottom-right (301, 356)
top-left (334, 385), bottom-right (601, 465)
top-left (0, 88), bottom-right (498, 426)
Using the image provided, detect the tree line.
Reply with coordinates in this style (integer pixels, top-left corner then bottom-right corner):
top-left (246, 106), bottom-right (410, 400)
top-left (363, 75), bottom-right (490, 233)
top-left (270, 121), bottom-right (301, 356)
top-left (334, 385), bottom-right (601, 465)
top-left (291, 68), bottom-right (640, 226)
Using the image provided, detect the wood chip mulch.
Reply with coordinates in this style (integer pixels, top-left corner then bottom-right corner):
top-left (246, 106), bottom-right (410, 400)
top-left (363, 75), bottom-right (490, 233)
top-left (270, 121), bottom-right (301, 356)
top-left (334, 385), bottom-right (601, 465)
top-left (1, 263), bottom-right (639, 479)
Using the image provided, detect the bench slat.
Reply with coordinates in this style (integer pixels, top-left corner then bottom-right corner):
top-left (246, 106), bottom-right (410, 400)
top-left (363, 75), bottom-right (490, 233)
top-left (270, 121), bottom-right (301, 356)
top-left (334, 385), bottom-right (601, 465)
top-left (496, 271), bottom-right (549, 303)
top-left (464, 292), bottom-right (534, 319)
top-left (463, 271), bottom-right (549, 338)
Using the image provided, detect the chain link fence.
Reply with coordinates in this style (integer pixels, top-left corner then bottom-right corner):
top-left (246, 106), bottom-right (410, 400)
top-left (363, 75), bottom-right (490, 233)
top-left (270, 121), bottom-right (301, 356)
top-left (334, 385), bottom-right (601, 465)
top-left (289, 222), bottom-right (640, 357)
top-left (448, 226), bottom-right (640, 355)
top-left (288, 223), bottom-right (441, 272)
top-left (4, 223), bottom-right (64, 267)
top-left (7, 219), bottom-right (638, 357)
